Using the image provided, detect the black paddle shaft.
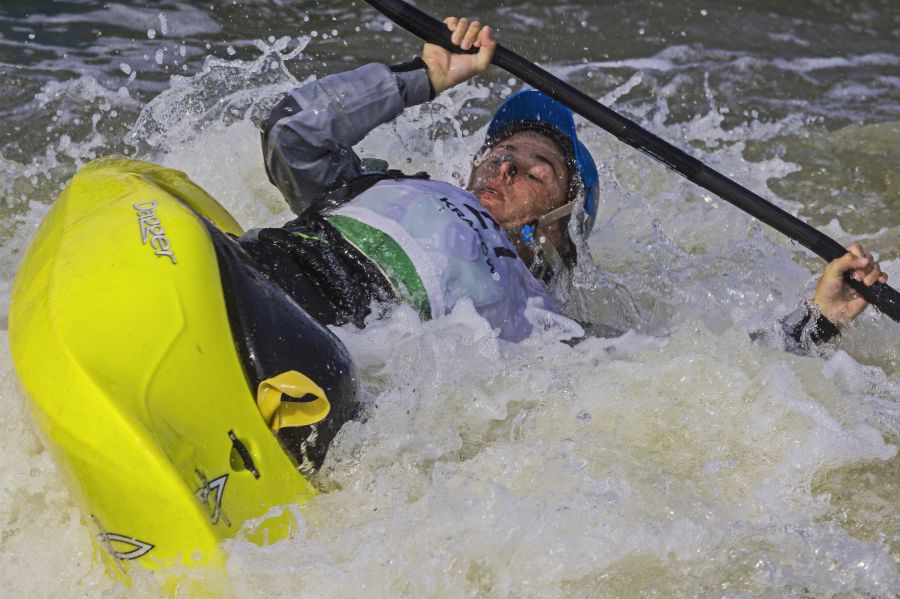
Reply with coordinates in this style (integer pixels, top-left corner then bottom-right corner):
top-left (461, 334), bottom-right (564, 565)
top-left (363, 0), bottom-right (900, 323)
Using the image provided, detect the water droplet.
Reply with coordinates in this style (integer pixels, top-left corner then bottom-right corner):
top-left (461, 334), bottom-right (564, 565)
top-left (147, 28), bottom-right (157, 39)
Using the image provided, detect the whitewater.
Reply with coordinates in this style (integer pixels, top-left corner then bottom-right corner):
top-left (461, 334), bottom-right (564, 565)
top-left (1, 1), bottom-right (898, 596)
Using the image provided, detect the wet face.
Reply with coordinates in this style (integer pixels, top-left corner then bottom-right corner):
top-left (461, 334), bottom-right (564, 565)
top-left (468, 131), bottom-right (570, 232)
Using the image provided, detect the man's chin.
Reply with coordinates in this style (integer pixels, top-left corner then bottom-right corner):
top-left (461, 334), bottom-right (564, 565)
top-left (478, 197), bottom-right (504, 220)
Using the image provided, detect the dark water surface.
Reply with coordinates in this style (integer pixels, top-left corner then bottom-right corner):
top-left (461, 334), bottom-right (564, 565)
top-left (2, 0), bottom-right (899, 232)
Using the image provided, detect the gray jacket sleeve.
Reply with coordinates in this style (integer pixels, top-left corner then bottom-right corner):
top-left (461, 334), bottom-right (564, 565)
top-left (261, 61), bottom-right (433, 214)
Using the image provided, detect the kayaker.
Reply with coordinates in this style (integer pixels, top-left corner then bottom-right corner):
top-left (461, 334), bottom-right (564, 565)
top-left (239, 16), bottom-right (886, 349)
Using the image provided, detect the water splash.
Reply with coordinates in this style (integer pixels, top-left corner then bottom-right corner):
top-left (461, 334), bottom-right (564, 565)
top-left (126, 36), bottom-right (311, 156)
top-left (1, 6), bottom-right (899, 596)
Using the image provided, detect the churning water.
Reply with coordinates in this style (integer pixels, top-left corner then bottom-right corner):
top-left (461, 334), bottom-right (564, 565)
top-left (1, 1), bottom-right (899, 596)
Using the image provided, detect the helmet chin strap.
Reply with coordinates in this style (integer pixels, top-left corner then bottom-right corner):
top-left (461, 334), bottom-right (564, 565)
top-left (519, 201), bottom-right (576, 274)
top-left (535, 201), bottom-right (575, 230)
top-left (519, 200), bottom-right (575, 243)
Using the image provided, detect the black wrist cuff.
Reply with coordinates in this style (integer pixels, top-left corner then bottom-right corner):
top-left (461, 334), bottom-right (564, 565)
top-left (389, 56), bottom-right (435, 100)
top-left (789, 302), bottom-right (841, 346)
top-left (812, 312), bottom-right (841, 344)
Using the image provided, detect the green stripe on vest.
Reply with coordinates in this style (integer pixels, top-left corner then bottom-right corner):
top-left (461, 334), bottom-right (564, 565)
top-left (324, 214), bottom-right (431, 319)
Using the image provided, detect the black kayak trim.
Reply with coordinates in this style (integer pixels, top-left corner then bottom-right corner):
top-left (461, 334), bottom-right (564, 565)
top-left (203, 220), bottom-right (361, 470)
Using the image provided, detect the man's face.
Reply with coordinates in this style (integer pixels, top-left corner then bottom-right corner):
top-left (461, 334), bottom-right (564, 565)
top-left (468, 131), bottom-right (570, 231)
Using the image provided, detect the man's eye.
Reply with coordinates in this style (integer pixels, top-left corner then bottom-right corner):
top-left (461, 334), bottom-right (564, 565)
top-left (527, 172), bottom-right (543, 183)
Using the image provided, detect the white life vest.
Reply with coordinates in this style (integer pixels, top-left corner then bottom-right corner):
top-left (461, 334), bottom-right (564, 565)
top-left (324, 178), bottom-right (558, 342)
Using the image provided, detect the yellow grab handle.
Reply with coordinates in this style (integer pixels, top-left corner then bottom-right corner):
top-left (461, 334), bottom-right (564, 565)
top-left (256, 371), bottom-right (330, 431)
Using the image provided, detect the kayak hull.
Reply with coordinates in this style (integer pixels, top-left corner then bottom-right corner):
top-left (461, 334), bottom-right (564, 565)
top-left (9, 158), bottom-right (339, 586)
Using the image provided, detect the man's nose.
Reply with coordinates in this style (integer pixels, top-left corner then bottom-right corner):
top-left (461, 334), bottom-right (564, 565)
top-left (499, 160), bottom-right (518, 180)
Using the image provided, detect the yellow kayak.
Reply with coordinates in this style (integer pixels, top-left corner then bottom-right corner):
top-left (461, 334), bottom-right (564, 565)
top-left (9, 158), bottom-right (358, 589)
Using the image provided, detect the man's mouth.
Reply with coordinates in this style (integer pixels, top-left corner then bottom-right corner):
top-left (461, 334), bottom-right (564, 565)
top-left (477, 185), bottom-right (502, 202)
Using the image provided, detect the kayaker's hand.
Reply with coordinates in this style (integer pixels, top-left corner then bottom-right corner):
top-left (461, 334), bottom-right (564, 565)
top-left (813, 241), bottom-right (887, 323)
top-left (422, 17), bottom-right (496, 95)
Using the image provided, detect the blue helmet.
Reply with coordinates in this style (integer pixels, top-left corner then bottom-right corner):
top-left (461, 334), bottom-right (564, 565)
top-left (485, 90), bottom-right (599, 234)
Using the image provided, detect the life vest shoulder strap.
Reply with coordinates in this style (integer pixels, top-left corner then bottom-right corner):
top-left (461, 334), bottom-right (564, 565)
top-left (304, 169), bottom-right (431, 215)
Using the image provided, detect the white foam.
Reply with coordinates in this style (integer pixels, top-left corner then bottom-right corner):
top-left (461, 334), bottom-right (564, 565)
top-left (216, 319), bottom-right (900, 597)
top-left (774, 52), bottom-right (900, 73)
